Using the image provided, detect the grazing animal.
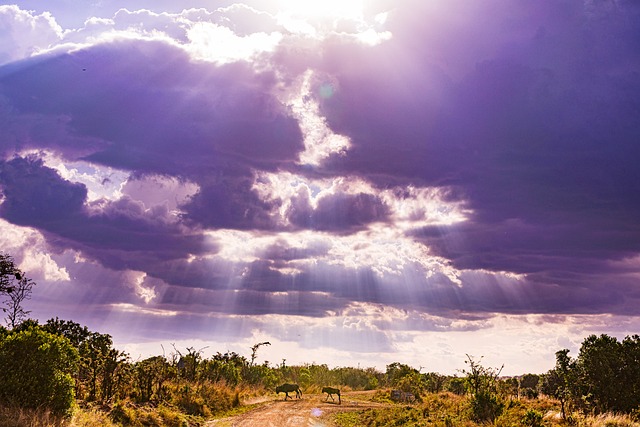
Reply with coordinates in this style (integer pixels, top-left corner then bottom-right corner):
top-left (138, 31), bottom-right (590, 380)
top-left (276, 383), bottom-right (302, 400)
top-left (322, 387), bottom-right (341, 404)
top-left (391, 389), bottom-right (416, 403)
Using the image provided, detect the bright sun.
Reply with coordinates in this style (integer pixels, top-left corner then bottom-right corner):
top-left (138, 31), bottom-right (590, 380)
top-left (277, 0), bottom-right (365, 20)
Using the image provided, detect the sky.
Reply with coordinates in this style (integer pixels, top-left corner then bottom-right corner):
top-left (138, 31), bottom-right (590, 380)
top-left (1, 0), bottom-right (640, 376)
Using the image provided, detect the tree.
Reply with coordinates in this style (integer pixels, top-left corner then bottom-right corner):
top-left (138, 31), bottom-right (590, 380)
top-left (462, 355), bottom-right (504, 422)
top-left (385, 362), bottom-right (418, 387)
top-left (0, 325), bottom-right (78, 416)
top-left (0, 253), bottom-right (22, 293)
top-left (423, 372), bottom-right (446, 394)
top-left (43, 318), bottom-right (130, 402)
top-left (520, 373), bottom-right (539, 398)
top-left (43, 317), bottom-right (92, 348)
top-left (620, 335), bottom-right (640, 410)
top-left (446, 377), bottom-right (467, 395)
top-left (3, 274), bottom-right (35, 328)
top-left (174, 345), bottom-right (207, 382)
top-left (577, 334), bottom-right (640, 413)
top-left (0, 253), bottom-right (33, 328)
top-left (520, 373), bottom-right (539, 391)
top-left (542, 348), bottom-right (578, 419)
top-left (250, 341), bottom-right (270, 366)
top-left (134, 356), bottom-right (172, 402)
top-left (201, 351), bottom-right (246, 385)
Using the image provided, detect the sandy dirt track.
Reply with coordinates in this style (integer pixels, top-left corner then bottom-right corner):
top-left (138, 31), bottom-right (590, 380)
top-left (206, 391), bottom-right (389, 427)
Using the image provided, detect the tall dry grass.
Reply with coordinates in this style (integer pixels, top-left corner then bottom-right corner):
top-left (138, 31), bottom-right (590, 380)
top-left (332, 392), bottom-right (640, 427)
top-left (0, 405), bottom-right (117, 427)
top-left (0, 405), bottom-right (64, 427)
top-left (575, 413), bottom-right (640, 427)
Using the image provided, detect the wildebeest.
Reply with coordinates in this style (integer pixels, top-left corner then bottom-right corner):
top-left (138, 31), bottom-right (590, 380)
top-left (322, 386), bottom-right (341, 404)
top-left (391, 389), bottom-right (416, 403)
top-left (276, 383), bottom-right (302, 400)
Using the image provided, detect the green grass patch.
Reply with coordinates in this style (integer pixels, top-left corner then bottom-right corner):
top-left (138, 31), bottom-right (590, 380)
top-left (209, 400), bottom-right (271, 420)
top-left (333, 411), bottom-right (362, 427)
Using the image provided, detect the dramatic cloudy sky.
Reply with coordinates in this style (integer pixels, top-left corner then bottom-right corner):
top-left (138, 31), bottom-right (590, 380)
top-left (1, 0), bottom-right (640, 375)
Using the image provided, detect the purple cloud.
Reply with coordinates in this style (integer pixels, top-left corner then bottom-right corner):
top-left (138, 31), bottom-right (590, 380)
top-left (2, 1), bottom-right (640, 374)
top-left (309, 0), bottom-right (640, 288)
top-left (288, 190), bottom-right (389, 232)
top-left (0, 156), bottom-right (207, 271)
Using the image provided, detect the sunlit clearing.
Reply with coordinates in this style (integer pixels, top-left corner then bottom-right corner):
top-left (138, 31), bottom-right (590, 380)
top-left (122, 175), bottom-right (199, 217)
top-left (205, 224), bottom-right (460, 282)
top-left (380, 186), bottom-right (471, 228)
top-left (355, 27), bottom-right (392, 45)
top-left (127, 271), bottom-right (158, 304)
top-left (186, 22), bottom-right (282, 64)
top-left (253, 171), bottom-right (470, 228)
top-left (20, 149), bottom-right (128, 202)
top-left (286, 70), bottom-right (351, 166)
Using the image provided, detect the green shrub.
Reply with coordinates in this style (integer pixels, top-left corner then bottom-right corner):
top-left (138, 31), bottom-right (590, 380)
top-left (470, 390), bottom-right (504, 422)
top-left (521, 409), bottom-right (544, 427)
top-left (0, 326), bottom-right (78, 416)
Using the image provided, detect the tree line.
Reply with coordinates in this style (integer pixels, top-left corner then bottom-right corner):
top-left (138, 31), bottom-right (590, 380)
top-left (1, 252), bottom-right (639, 421)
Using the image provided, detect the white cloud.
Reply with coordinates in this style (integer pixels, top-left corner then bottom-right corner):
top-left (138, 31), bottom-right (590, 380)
top-left (353, 28), bottom-right (392, 46)
top-left (122, 175), bottom-right (199, 217)
top-left (19, 249), bottom-right (70, 282)
top-left (286, 70), bottom-right (351, 166)
top-left (0, 6), bottom-right (63, 65)
top-left (0, 218), bottom-right (70, 282)
top-left (186, 21), bottom-right (282, 64)
top-left (33, 150), bottom-right (129, 202)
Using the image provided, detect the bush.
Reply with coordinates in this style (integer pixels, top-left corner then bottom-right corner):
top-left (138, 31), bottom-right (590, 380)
top-left (470, 390), bottom-right (504, 422)
top-left (0, 326), bottom-right (79, 416)
top-left (521, 409), bottom-right (544, 427)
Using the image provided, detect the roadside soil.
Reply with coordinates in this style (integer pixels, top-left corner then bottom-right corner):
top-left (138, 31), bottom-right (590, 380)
top-left (206, 390), bottom-right (389, 427)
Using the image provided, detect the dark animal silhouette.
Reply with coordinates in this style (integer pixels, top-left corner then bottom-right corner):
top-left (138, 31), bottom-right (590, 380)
top-left (322, 386), bottom-right (341, 404)
top-left (276, 383), bottom-right (301, 400)
top-left (391, 389), bottom-right (416, 403)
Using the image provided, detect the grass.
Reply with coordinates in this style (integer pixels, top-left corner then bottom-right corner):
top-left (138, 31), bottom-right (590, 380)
top-left (0, 405), bottom-right (118, 427)
top-left (209, 400), bottom-right (272, 420)
top-left (574, 413), bottom-right (640, 427)
top-left (3, 392), bottom-right (640, 427)
top-left (332, 412), bottom-right (362, 427)
top-left (0, 405), bottom-right (66, 427)
top-left (330, 392), bottom-right (640, 427)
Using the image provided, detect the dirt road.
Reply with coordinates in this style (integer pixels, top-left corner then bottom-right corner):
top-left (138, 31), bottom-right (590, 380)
top-left (206, 391), bottom-right (387, 427)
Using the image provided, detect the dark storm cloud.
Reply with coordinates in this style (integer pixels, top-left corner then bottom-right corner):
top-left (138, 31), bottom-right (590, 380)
top-left (310, 0), bottom-right (640, 302)
top-left (0, 156), bottom-right (86, 223)
top-left (0, 156), bottom-right (207, 269)
top-left (152, 253), bottom-right (640, 317)
top-left (0, 40), bottom-right (303, 176)
top-left (182, 173), bottom-right (280, 230)
top-left (0, 37), bottom-right (304, 237)
top-left (159, 285), bottom-right (345, 317)
top-left (264, 238), bottom-right (331, 262)
top-left (287, 190), bottom-right (390, 232)
top-left (2, 0), bottom-right (640, 322)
